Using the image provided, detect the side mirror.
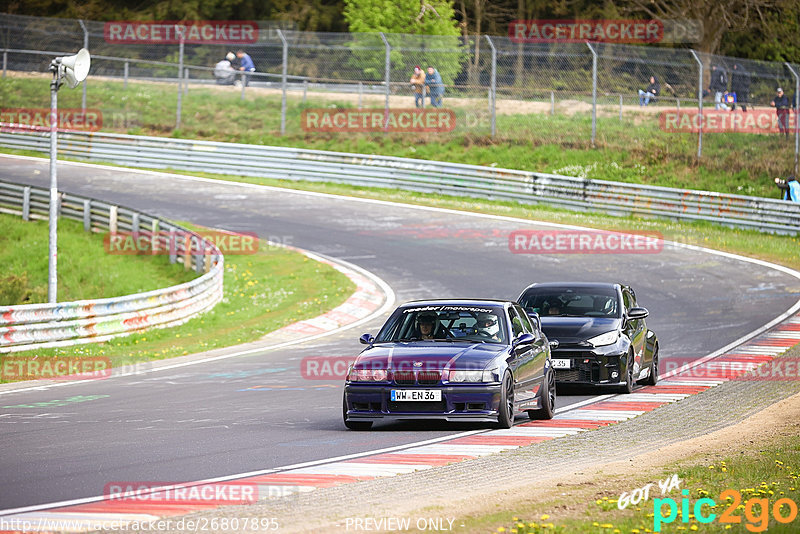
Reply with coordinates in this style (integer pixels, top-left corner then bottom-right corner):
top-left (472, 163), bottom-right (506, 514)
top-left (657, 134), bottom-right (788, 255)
top-left (549, 339), bottom-right (559, 350)
top-left (512, 332), bottom-right (535, 348)
top-left (627, 307), bottom-right (649, 321)
top-left (526, 311), bottom-right (541, 331)
top-left (359, 333), bottom-right (374, 345)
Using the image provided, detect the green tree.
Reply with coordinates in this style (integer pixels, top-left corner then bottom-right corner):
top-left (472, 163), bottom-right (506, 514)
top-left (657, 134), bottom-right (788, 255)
top-left (344, 0), bottom-right (460, 35)
top-left (343, 0), bottom-right (463, 86)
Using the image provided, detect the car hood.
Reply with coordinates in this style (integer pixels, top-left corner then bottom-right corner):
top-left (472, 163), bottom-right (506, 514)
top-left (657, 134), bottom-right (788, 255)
top-left (541, 317), bottom-right (622, 345)
top-left (356, 342), bottom-right (506, 371)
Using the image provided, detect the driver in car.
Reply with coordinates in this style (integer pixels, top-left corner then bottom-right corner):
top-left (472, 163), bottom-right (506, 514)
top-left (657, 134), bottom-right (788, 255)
top-left (476, 312), bottom-right (501, 341)
top-left (417, 312), bottom-right (440, 340)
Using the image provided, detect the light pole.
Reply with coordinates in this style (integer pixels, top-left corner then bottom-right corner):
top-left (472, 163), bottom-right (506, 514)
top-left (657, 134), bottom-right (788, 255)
top-left (48, 48), bottom-right (90, 303)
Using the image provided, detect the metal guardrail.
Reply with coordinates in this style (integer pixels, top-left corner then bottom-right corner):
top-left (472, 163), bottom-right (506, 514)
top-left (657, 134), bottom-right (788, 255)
top-left (0, 180), bottom-right (224, 353)
top-left (1, 129), bottom-right (799, 234)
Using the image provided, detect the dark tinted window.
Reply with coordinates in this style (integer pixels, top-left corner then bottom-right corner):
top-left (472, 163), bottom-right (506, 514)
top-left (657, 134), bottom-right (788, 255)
top-left (519, 286), bottom-right (621, 318)
top-left (375, 305), bottom-right (508, 344)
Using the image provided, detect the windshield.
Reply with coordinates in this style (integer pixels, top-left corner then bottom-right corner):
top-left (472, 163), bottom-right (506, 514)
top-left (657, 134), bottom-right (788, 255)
top-left (519, 287), bottom-right (620, 318)
top-left (375, 305), bottom-right (508, 344)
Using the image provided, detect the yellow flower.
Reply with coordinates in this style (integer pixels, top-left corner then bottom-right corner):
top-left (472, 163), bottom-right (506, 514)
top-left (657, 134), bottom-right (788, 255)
top-left (540, 514), bottom-right (550, 521)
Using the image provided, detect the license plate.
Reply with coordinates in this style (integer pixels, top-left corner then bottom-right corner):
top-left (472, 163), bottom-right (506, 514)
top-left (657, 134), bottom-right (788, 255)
top-left (391, 389), bottom-right (441, 401)
top-left (552, 359), bottom-right (571, 369)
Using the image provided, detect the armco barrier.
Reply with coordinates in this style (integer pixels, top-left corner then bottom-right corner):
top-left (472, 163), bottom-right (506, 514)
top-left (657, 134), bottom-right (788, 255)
top-left (1, 129), bottom-right (799, 233)
top-left (0, 180), bottom-right (224, 353)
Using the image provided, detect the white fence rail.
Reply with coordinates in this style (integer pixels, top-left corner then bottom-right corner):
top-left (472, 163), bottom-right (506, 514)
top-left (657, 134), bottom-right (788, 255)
top-left (1, 129), bottom-right (799, 234)
top-left (0, 180), bottom-right (224, 353)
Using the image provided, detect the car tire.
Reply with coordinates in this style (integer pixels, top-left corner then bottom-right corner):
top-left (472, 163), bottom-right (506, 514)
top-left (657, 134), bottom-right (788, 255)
top-left (496, 371), bottom-right (515, 429)
top-left (528, 368), bottom-right (556, 420)
top-left (618, 353), bottom-right (635, 394)
top-left (642, 346), bottom-right (659, 386)
top-left (342, 395), bottom-right (372, 430)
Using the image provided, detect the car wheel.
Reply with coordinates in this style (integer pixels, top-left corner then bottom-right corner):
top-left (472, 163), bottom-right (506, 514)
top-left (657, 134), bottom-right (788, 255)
top-left (342, 394), bottom-right (372, 431)
top-left (642, 346), bottom-right (659, 386)
top-left (496, 371), bottom-right (515, 429)
top-left (619, 353), bottom-right (635, 394)
top-left (528, 368), bottom-right (556, 420)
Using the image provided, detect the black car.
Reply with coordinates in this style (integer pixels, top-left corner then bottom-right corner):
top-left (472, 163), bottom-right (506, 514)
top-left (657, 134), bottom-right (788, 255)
top-left (517, 283), bottom-right (658, 393)
top-left (343, 299), bottom-right (557, 430)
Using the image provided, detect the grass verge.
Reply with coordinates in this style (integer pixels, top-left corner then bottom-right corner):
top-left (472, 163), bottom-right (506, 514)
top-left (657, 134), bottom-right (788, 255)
top-left (472, 436), bottom-right (800, 534)
top-left (0, 213), bottom-right (196, 304)
top-left (1, 74), bottom-right (796, 198)
top-left (0, 216), bottom-right (355, 381)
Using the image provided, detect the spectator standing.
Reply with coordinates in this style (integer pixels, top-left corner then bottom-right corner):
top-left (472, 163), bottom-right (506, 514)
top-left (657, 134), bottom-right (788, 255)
top-left (637, 75), bottom-right (660, 106)
top-left (709, 65), bottom-right (729, 110)
top-left (236, 49), bottom-right (256, 87)
top-left (730, 63), bottom-right (750, 111)
top-left (410, 66), bottom-right (425, 108)
top-left (770, 87), bottom-right (791, 138)
top-left (425, 66), bottom-right (444, 108)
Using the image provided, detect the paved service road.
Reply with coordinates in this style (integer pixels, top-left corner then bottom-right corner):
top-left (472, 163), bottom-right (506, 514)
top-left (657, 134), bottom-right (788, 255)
top-left (1, 156), bottom-right (798, 510)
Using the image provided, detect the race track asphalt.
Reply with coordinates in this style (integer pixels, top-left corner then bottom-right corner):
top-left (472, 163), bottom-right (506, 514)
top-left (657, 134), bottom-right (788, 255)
top-left (1, 156), bottom-right (797, 510)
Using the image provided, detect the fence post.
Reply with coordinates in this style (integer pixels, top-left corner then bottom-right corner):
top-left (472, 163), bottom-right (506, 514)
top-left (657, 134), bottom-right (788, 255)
top-left (83, 199), bottom-right (90, 231)
top-left (486, 36), bottom-right (497, 137)
top-left (22, 186), bottom-right (30, 221)
top-left (123, 60), bottom-right (128, 89)
top-left (184, 68), bottom-right (189, 94)
top-left (3, 51), bottom-right (7, 78)
top-left (302, 79), bottom-right (307, 104)
top-left (785, 62), bottom-right (799, 176)
top-left (689, 50), bottom-right (703, 159)
top-left (380, 32), bottom-right (390, 131)
top-left (277, 29), bottom-right (288, 135)
top-left (176, 29), bottom-right (184, 130)
top-left (358, 81), bottom-right (363, 108)
top-left (79, 20), bottom-right (88, 112)
top-left (551, 91), bottom-right (554, 115)
top-left (586, 41), bottom-right (597, 147)
top-left (619, 95), bottom-right (623, 121)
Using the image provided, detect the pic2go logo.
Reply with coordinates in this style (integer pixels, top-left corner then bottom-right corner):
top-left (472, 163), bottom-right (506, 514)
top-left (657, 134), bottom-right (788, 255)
top-left (654, 489), bottom-right (799, 532)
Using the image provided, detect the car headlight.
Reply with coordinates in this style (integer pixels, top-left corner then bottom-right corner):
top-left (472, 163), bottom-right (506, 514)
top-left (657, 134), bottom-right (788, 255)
top-left (448, 368), bottom-right (499, 383)
top-left (587, 331), bottom-right (620, 347)
top-left (347, 368), bottom-right (388, 381)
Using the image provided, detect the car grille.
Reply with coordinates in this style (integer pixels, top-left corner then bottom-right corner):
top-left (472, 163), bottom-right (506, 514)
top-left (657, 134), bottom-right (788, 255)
top-left (554, 352), bottom-right (599, 382)
top-left (391, 370), bottom-right (442, 385)
top-left (393, 371), bottom-right (415, 385)
top-left (417, 371), bottom-right (441, 385)
top-left (389, 400), bottom-right (447, 413)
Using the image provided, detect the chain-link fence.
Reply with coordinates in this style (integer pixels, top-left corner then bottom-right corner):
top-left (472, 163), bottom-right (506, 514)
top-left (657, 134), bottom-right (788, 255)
top-left (1, 13), bottom-right (798, 175)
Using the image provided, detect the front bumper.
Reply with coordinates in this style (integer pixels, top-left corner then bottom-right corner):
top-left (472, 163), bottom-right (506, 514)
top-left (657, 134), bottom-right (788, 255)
top-left (550, 350), bottom-right (627, 386)
top-left (344, 383), bottom-right (502, 422)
